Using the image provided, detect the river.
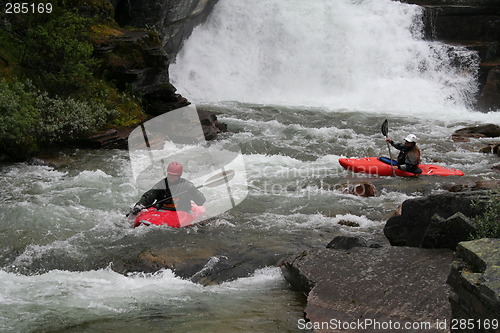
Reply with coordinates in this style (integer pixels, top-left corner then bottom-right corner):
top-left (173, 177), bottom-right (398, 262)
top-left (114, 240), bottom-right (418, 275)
top-left (1, 0), bottom-right (499, 332)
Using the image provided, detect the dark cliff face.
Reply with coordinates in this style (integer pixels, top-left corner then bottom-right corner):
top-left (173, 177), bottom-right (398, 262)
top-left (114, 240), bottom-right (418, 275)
top-left (115, 0), bottom-right (218, 59)
top-left (399, 0), bottom-right (500, 111)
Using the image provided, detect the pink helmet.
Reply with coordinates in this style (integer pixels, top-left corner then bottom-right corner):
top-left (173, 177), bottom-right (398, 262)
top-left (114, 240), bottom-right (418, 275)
top-left (167, 162), bottom-right (183, 176)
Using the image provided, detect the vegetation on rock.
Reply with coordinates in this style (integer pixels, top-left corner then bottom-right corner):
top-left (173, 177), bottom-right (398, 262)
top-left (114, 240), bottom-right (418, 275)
top-left (0, 0), bottom-right (150, 160)
top-left (470, 193), bottom-right (500, 239)
top-left (0, 79), bottom-right (115, 159)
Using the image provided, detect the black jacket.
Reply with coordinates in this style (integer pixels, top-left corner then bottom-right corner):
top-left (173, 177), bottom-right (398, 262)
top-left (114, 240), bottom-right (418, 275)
top-left (136, 178), bottom-right (206, 212)
top-left (389, 141), bottom-right (421, 173)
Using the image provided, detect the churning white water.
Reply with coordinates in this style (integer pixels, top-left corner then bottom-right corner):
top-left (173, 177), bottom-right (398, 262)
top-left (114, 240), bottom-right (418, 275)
top-left (171, 0), bottom-right (481, 114)
top-left (1, 1), bottom-right (499, 332)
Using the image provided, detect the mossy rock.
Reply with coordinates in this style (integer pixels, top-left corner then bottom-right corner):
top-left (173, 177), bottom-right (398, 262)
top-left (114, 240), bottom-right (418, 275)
top-left (457, 238), bottom-right (500, 272)
top-left (90, 24), bottom-right (124, 46)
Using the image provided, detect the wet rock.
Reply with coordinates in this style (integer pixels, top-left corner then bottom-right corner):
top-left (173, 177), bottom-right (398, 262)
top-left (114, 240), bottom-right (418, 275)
top-left (29, 152), bottom-right (74, 169)
top-left (444, 180), bottom-right (500, 192)
top-left (319, 179), bottom-right (376, 197)
top-left (477, 67), bottom-right (500, 112)
top-left (101, 30), bottom-right (190, 115)
top-left (447, 238), bottom-right (500, 330)
top-left (129, 242), bottom-right (288, 286)
top-left (198, 109), bottom-right (228, 140)
top-left (471, 180), bottom-right (498, 190)
top-left (326, 236), bottom-right (367, 250)
top-left (140, 83), bottom-right (190, 116)
top-left (93, 28), bottom-right (226, 142)
top-left (81, 128), bottom-right (134, 149)
top-left (452, 124), bottom-right (500, 142)
top-left (339, 182), bottom-right (376, 197)
top-left (337, 220), bottom-right (360, 228)
top-left (384, 191), bottom-right (496, 249)
top-left (427, 212), bottom-right (476, 248)
top-left (282, 246), bottom-right (454, 331)
top-left (114, 0), bottom-right (218, 58)
top-left (479, 143), bottom-right (500, 156)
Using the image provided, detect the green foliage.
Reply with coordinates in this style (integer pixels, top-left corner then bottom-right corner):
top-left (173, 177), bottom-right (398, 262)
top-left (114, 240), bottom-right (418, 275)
top-left (0, 80), bottom-right (40, 158)
top-left (0, 79), bottom-right (115, 159)
top-left (59, 0), bottom-right (114, 18)
top-left (21, 11), bottom-right (95, 96)
top-left (0, 3), bottom-right (151, 158)
top-left (470, 193), bottom-right (500, 240)
top-left (0, 30), bottom-right (20, 71)
top-left (36, 92), bottom-right (115, 143)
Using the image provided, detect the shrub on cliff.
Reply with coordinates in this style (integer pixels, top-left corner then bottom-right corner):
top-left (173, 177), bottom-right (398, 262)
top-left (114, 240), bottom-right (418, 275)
top-left (20, 11), bottom-right (95, 97)
top-left (35, 92), bottom-right (115, 143)
top-left (0, 80), bottom-right (40, 159)
top-left (470, 193), bottom-right (500, 239)
top-left (0, 79), bottom-right (114, 159)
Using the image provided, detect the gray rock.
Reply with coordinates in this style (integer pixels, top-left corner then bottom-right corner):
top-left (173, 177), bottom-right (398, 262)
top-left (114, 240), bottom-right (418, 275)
top-left (452, 124), bottom-right (500, 142)
top-left (477, 68), bottom-right (500, 112)
top-left (326, 236), bottom-right (368, 250)
top-left (447, 238), bottom-right (500, 332)
top-left (424, 212), bottom-right (476, 248)
top-left (282, 246), bottom-right (454, 331)
top-left (384, 191), bottom-right (495, 249)
top-left (115, 0), bottom-right (218, 58)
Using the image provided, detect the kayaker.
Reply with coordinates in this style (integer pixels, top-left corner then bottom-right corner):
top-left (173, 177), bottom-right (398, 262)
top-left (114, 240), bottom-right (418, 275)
top-left (385, 134), bottom-right (422, 174)
top-left (130, 162), bottom-right (206, 215)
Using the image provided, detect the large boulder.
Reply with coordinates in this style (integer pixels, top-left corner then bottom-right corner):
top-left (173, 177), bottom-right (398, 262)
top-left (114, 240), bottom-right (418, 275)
top-left (383, 191), bottom-right (496, 249)
top-left (452, 123), bottom-right (500, 142)
top-left (98, 30), bottom-right (189, 115)
top-left (447, 238), bottom-right (500, 331)
top-left (282, 246), bottom-right (454, 331)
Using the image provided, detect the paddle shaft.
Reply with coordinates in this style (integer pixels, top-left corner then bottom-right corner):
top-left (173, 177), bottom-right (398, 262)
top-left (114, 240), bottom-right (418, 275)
top-left (145, 184), bottom-right (202, 210)
top-left (126, 184), bottom-right (202, 217)
top-left (382, 120), bottom-right (396, 175)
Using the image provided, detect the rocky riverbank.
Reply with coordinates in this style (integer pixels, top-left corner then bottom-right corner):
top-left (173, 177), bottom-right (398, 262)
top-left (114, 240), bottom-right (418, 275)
top-left (282, 243), bottom-right (454, 332)
top-left (281, 189), bottom-right (499, 333)
top-left (448, 238), bottom-right (500, 332)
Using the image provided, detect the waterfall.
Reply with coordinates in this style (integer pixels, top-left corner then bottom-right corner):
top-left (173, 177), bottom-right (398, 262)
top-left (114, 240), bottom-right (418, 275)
top-left (170, 0), bottom-right (479, 113)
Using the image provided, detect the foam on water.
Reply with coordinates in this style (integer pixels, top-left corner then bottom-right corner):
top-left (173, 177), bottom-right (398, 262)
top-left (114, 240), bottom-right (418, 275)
top-left (0, 266), bottom-right (286, 332)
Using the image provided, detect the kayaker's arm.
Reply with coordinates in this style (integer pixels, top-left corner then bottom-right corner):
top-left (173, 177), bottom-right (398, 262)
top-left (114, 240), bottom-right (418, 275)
top-left (387, 139), bottom-right (405, 151)
top-left (129, 189), bottom-right (161, 216)
top-left (136, 189), bottom-right (164, 207)
top-left (188, 183), bottom-right (206, 206)
top-left (136, 179), bottom-right (168, 206)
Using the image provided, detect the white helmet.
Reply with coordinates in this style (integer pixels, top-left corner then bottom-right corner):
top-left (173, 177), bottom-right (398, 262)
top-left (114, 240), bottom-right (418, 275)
top-left (404, 134), bottom-right (418, 143)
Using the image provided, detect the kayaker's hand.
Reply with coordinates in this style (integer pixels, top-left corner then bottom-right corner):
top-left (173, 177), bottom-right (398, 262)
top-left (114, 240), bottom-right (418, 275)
top-left (385, 138), bottom-right (392, 143)
top-left (131, 204), bottom-right (145, 215)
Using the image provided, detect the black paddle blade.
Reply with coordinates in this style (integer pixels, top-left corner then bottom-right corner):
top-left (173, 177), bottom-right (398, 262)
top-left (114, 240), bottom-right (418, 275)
top-left (381, 119), bottom-right (389, 137)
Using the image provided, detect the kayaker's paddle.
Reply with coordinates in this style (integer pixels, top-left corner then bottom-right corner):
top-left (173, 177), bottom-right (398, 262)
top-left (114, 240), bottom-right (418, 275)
top-left (127, 169), bottom-right (236, 216)
top-left (381, 119), bottom-right (396, 176)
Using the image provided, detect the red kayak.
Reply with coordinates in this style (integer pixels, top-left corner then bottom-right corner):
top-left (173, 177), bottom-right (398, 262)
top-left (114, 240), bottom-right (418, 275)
top-left (339, 157), bottom-right (464, 177)
top-left (134, 204), bottom-right (206, 228)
